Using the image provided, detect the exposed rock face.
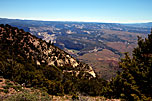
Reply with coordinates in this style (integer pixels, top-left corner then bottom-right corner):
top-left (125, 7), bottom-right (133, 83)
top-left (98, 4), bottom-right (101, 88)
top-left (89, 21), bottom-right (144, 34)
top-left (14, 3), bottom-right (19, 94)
top-left (0, 24), bottom-right (96, 77)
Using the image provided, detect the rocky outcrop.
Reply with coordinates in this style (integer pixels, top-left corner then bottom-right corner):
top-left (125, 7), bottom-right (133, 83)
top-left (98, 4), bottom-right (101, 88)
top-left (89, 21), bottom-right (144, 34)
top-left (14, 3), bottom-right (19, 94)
top-left (0, 24), bottom-right (96, 77)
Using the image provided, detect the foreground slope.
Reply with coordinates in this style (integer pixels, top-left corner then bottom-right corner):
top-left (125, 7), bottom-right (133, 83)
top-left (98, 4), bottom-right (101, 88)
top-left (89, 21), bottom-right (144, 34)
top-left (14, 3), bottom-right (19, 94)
top-left (0, 24), bottom-right (95, 77)
top-left (0, 24), bottom-right (106, 96)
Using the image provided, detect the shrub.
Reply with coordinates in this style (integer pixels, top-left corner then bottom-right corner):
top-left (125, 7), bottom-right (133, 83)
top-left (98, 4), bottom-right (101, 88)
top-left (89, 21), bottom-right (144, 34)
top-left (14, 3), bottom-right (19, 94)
top-left (2, 86), bottom-right (9, 89)
top-left (12, 85), bottom-right (22, 91)
top-left (5, 79), bottom-right (10, 83)
top-left (72, 94), bottom-right (79, 100)
top-left (3, 89), bottom-right (8, 93)
top-left (0, 89), bottom-right (3, 92)
top-left (6, 82), bottom-right (13, 86)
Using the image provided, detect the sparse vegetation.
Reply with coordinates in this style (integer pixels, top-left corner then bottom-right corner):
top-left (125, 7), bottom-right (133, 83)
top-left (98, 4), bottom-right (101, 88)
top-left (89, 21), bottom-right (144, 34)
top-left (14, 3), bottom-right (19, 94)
top-left (4, 90), bottom-right (52, 101)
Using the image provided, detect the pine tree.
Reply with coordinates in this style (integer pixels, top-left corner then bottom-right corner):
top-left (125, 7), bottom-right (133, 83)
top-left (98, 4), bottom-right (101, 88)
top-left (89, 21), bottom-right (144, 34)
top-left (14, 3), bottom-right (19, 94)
top-left (106, 29), bottom-right (152, 100)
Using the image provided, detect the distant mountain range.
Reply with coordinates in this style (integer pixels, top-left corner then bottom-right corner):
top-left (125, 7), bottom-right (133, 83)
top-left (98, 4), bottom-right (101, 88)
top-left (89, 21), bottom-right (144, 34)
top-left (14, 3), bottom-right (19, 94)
top-left (124, 22), bottom-right (152, 28)
top-left (0, 18), bottom-right (151, 79)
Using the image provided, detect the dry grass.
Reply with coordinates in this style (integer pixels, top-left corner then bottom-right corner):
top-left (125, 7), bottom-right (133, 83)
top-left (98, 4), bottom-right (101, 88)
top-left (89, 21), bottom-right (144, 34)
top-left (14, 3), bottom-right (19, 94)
top-left (0, 77), bottom-right (121, 101)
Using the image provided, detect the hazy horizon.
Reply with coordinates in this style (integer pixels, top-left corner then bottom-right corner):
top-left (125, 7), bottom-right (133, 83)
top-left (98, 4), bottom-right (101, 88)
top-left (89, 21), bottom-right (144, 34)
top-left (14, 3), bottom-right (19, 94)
top-left (1, 17), bottom-right (152, 24)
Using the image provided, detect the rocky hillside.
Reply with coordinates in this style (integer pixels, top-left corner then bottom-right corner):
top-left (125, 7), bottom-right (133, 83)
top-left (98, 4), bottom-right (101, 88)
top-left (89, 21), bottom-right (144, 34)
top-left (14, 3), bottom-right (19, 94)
top-left (0, 24), bottom-right (96, 77)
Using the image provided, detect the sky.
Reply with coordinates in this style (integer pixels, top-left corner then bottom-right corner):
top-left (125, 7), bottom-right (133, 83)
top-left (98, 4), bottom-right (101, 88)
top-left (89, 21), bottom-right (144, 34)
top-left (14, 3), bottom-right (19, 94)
top-left (0, 0), bottom-right (152, 23)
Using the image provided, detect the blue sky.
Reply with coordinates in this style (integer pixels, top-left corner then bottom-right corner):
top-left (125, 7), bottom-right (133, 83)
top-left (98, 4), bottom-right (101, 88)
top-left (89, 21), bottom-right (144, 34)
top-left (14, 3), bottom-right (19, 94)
top-left (0, 0), bottom-right (152, 23)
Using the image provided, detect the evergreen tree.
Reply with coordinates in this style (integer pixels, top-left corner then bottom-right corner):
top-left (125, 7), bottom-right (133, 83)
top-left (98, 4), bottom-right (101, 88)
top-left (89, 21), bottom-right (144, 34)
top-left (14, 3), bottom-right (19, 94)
top-left (106, 29), bottom-right (152, 100)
